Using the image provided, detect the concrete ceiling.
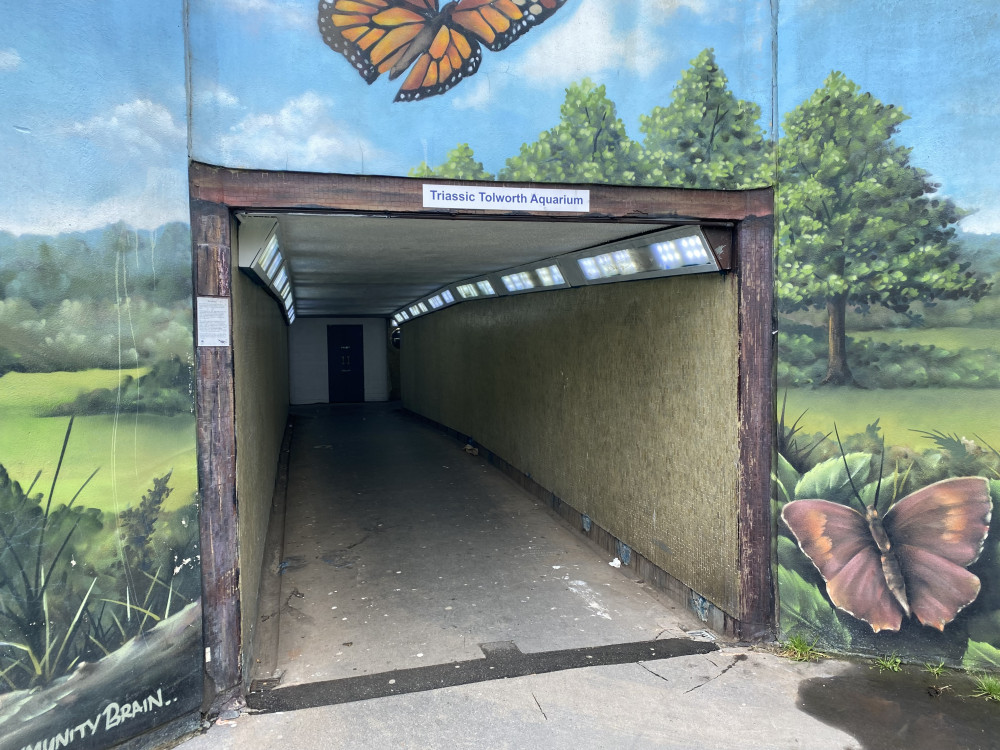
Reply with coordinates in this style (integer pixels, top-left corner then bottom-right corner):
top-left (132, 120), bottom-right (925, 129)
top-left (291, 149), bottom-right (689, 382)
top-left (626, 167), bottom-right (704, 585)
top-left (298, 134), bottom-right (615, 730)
top-left (239, 213), bottom-right (677, 318)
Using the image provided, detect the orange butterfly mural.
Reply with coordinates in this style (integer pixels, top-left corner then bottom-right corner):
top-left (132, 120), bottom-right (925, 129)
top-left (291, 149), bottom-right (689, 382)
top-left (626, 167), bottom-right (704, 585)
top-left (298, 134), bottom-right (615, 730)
top-left (318, 0), bottom-right (568, 102)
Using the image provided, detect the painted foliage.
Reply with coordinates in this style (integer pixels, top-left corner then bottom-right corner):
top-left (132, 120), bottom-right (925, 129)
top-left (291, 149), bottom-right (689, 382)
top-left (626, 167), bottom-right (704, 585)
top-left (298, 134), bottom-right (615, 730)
top-left (774, 0), bottom-right (1000, 669)
top-left (0, 3), bottom-right (202, 748)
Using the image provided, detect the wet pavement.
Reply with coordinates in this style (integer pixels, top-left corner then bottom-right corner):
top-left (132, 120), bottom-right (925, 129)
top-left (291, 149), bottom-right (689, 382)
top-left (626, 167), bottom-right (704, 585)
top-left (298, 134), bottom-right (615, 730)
top-left (797, 663), bottom-right (998, 749)
top-left (174, 404), bottom-right (999, 750)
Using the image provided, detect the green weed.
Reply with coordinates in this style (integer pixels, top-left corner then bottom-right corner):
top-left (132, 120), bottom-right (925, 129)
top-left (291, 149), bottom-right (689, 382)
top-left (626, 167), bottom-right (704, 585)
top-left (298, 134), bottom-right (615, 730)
top-left (970, 673), bottom-right (1000, 702)
top-left (779, 634), bottom-right (826, 662)
top-left (924, 661), bottom-right (946, 679)
top-left (873, 652), bottom-right (902, 673)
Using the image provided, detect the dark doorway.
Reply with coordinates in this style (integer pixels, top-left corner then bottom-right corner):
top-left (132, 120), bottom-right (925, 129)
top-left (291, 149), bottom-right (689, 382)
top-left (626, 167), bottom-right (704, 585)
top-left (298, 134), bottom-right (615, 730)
top-left (327, 325), bottom-right (365, 402)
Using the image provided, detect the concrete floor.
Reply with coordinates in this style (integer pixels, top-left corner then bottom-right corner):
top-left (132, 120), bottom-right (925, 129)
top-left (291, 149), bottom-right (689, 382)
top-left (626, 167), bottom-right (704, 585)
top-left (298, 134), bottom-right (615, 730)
top-left (269, 403), bottom-right (706, 687)
top-left (175, 404), bottom-right (1000, 750)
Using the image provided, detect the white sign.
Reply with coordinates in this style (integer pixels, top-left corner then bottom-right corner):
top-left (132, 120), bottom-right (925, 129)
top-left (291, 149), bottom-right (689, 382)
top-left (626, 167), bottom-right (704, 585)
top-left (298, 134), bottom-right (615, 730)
top-left (197, 296), bottom-right (231, 347)
top-left (423, 184), bottom-right (590, 212)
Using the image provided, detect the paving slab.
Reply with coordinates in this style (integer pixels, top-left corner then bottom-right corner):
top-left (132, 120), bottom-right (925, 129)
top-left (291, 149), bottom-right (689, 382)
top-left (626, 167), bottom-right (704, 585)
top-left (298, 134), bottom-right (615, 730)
top-left (179, 650), bottom-right (863, 750)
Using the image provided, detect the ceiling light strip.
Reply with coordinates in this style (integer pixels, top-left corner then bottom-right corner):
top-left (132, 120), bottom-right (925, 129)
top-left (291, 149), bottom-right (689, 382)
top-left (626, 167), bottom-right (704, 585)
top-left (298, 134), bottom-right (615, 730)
top-left (393, 226), bottom-right (721, 325)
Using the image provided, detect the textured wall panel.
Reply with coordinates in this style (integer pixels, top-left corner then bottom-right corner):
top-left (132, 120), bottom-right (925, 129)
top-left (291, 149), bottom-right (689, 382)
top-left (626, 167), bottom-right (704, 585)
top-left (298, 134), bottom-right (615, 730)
top-left (402, 276), bottom-right (740, 613)
top-left (232, 263), bottom-right (290, 679)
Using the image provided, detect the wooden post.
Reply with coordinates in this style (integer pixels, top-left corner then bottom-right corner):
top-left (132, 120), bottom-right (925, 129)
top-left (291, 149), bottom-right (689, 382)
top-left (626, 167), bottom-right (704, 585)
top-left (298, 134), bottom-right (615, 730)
top-left (190, 197), bottom-right (242, 704)
top-left (736, 206), bottom-right (776, 639)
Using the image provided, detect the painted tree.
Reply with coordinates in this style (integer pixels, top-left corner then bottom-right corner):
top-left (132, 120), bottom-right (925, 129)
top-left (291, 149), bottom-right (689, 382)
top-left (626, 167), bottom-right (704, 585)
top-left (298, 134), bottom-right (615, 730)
top-left (638, 49), bottom-right (771, 189)
top-left (499, 79), bottom-right (636, 184)
top-left (778, 72), bottom-right (988, 385)
top-left (409, 143), bottom-right (494, 180)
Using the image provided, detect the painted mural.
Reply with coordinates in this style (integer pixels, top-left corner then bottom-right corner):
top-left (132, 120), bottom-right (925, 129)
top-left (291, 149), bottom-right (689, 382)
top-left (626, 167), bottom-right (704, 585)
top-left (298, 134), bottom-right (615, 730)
top-left (3, 1), bottom-right (997, 744)
top-left (187, 0), bottom-right (1000, 671)
top-left (0, 3), bottom-right (202, 749)
top-left (773, 0), bottom-right (1000, 671)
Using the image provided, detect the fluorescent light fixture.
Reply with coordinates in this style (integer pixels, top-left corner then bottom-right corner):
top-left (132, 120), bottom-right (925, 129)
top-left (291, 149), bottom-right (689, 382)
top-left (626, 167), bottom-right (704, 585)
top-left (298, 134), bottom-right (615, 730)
top-left (501, 272), bottom-right (535, 292)
top-left (565, 227), bottom-right (718, 286)
top-left (536, 264), bottom-right (565, 287)
top-left (392, 226), bottom-right (721, 325)
top-left (248, 229), bottom-right (295, 324)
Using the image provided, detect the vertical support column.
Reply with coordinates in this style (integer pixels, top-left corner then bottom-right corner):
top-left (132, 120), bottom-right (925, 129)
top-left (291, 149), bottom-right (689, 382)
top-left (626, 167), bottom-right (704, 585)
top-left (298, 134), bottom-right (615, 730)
top-left (190, 197), bottom-right (242, 703)
top-left (736, 206), bottom-right (776, 640)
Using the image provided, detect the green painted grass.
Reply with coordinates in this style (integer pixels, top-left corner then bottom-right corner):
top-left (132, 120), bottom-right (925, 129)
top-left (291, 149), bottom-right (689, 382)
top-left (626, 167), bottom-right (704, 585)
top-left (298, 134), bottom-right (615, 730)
top-left (0, 370), bottom-right (195, 512)
top-left (0, 368), bottom-right (148, 415)
top-left (852, 327), bottom-right (1000, 352)
top-left (782, 387), bottom-right (1000, 450)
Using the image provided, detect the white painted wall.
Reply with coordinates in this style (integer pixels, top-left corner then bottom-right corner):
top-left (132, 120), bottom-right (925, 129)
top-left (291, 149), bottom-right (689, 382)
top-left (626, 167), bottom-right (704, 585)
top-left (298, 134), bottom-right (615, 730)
top-left (289, 318), bottom-right (389, 403)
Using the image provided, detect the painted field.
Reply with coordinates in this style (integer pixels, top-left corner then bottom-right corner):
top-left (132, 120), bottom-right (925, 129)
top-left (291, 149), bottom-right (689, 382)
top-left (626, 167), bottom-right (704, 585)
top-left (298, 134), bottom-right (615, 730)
top-left (852, 326), bottom-right (1000, 351)
top-left (0, 368), bottom-right (149, 414)
top-left (782, 387), bottom-right (1000, 451)
top-left (0, 370), bottom-right (196, 512)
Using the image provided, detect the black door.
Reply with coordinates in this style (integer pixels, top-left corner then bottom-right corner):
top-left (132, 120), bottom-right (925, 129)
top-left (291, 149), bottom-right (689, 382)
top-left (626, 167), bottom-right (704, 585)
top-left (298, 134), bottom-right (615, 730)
top-left (327, 325), bottom-right (365, 402)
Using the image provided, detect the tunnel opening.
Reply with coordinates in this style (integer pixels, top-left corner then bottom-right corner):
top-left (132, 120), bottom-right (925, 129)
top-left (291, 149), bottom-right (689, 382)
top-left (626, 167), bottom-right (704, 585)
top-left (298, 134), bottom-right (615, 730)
top-left (188, 163), bottom-right (774, 707)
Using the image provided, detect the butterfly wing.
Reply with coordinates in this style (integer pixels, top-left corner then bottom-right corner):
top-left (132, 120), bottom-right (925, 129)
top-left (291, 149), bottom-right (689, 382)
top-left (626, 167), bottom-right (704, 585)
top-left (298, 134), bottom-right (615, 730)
top-left (393, 24), bottom-right (482, 101)
top-left (317, 0), bottom-right (566, 101)
top-left (451, 0), bottom-right (568, 52)
top-left (318, 0), bottom-right (438, 84)
top-left (782, 499), bottom-right (904, 632)
top-left (394, 0), bottom-right (566, 100)
top-left (884, 476), bottom-right (992, 630)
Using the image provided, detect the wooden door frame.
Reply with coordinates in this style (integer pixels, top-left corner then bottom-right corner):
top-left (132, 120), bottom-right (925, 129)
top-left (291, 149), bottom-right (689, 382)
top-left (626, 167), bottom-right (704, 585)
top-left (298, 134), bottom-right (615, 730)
top-left (188, 161), bottom-right (775, 704)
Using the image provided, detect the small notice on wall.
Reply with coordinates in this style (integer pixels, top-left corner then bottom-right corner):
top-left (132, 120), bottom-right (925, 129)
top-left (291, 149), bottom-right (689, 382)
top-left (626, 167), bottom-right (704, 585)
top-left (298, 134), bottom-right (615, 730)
top-left (423, 184), bottom-right (590, 212)
top-left (197, 296), bottom-right (230, 347)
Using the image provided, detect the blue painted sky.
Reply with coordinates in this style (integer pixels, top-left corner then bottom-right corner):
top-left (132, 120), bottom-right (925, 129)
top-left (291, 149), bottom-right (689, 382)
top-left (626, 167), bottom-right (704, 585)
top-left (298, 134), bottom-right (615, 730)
top-left (1, 0), bottom-right (997, 235)
top-left (1, 1), bottom-right (189, 235)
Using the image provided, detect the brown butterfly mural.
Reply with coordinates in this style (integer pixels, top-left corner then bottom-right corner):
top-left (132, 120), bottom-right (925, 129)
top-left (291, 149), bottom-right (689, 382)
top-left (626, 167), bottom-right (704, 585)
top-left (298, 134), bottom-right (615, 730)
top-left (782, 474), bottom-right (992, 633)
top-left (317, 0), bottom-right (567, 102)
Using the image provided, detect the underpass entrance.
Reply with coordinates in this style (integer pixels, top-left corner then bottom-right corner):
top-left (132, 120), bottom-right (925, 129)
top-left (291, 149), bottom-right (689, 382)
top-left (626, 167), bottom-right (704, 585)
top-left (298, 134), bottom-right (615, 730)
top-left (188, 163), bottom-right (774, 710)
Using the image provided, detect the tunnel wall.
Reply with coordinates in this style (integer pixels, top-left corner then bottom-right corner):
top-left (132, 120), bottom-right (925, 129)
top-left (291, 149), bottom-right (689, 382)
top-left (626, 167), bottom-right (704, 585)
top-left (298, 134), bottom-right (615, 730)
top-left (231, 264), bottom-right (290, 678)
top-left (401, 274), bottom-right (741, 615)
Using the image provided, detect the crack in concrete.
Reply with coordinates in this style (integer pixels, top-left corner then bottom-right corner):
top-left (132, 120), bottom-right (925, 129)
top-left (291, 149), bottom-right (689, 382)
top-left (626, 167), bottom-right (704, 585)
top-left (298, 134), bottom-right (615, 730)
top-left (637, 662), bottom-right (670, 683)
top-left (531, 692), bottom-right (547, 720)
top-left (683, 654), bottom-right (747, 694)
top-left (345, 534), bottom-right (370, 550)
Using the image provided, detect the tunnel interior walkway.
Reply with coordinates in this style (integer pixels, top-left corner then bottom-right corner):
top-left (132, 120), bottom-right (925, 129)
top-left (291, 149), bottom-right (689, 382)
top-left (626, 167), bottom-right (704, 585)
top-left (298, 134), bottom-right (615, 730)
top-left (265, 404), bottom-right (710, 689)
